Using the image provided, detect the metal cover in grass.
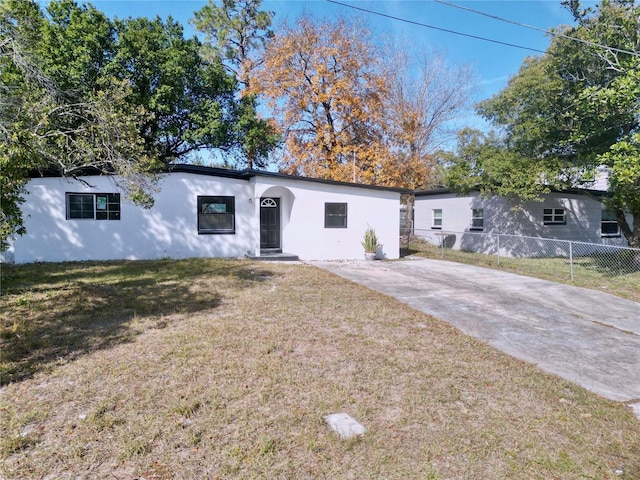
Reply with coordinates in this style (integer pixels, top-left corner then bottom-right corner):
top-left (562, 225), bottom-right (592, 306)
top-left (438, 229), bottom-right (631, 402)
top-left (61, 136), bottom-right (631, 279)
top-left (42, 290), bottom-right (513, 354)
top-left (324, 413), bottom-right (366, 439)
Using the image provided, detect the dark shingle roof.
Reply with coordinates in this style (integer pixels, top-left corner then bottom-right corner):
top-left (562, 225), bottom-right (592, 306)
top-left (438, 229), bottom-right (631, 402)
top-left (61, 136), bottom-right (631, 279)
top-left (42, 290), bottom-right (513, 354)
top-left (31, 164), bottom-right (407, 194)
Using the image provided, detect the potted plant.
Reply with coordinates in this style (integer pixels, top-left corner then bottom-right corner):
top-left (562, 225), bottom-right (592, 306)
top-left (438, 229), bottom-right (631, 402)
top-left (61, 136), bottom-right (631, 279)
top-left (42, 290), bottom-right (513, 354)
top-left (361, 227), bottom-right (379, 260)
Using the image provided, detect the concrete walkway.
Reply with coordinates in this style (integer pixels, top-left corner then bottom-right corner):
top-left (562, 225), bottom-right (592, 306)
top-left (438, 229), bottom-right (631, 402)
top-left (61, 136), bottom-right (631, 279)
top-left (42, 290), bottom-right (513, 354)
top-left (314, 257), bottom-right (640, 416)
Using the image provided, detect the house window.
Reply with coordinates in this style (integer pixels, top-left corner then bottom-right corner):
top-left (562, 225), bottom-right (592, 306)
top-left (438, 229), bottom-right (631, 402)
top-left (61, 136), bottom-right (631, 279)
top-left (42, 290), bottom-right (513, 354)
top-left (198, 196), bottom-right (235, 234)
top-left (66, 193), bottom-right (120, 220)
top-left (471, 208), bottom-right (484, 231)
top-left (432, 209), bottom-right (442, 229)
top-left (543, 208), bottom-right (566, 225)
top-left (601, 210), bottom-right (620, 237)
top-left (325, 203), bottom-right (347, 228)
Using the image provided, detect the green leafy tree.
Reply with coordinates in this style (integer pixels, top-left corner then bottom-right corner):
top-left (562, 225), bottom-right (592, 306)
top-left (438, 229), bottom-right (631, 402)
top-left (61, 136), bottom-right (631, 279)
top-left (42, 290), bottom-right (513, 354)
top-left (108, 15), bottom-right (239, 163)
top-left (192, 0), bottom-right (279, 169)
top-left (1, 0), bottom-right (158, 250)
top-left (191, 0), bottom-right (273, 87)
top-left (444, 128), bottom-right (564, 202)
top-left (1, 0), bottom-right (267, 249)
top-left (1, 0), bottom-right (42, 244)
top-left (448, 0), bottom-right (640, 247)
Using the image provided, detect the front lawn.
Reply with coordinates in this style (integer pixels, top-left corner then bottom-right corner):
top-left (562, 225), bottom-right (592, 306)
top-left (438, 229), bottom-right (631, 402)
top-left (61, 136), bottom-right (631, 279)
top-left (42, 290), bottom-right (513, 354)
top-left (1, 259), bottom-right (639, 479)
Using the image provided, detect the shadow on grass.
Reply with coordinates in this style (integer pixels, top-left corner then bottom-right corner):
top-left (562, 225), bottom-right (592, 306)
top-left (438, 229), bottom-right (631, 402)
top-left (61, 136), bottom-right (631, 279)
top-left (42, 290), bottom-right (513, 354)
top-left (573, 252), bottom-right (640, 278)
top-left (0, 258), bottom-right (274, 385)
top-left (400, 235), bottom-right (427, 258)
top-left (400, 247), bottom-right (422, 258)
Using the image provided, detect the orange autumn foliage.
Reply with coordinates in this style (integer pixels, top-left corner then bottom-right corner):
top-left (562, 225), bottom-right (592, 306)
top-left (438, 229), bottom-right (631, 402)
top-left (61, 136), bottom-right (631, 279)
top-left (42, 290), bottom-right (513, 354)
top-left (252, 15), bottom-right (390, 184)
top-left (252, 16), bottom-right (474, 191)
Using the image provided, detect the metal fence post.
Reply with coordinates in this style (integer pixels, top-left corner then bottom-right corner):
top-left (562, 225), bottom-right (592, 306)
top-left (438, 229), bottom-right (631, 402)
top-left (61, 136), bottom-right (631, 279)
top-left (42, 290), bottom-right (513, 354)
top-left (497, 234), bottom-right (501, 265)
top-left (569, 241), bottom-right (574, 281)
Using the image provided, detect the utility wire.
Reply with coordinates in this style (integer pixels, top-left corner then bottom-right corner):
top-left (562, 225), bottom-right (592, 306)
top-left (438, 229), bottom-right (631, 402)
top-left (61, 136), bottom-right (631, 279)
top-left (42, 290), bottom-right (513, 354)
top-left (325, 0), bottom-right (547, 54)
top-left (435, 0), bottom-right (640, 58)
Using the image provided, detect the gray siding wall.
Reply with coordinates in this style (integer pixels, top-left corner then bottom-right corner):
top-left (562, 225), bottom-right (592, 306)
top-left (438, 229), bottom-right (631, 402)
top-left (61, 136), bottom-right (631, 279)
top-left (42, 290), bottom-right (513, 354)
top-left (414, 192), bottom-right (631, 251)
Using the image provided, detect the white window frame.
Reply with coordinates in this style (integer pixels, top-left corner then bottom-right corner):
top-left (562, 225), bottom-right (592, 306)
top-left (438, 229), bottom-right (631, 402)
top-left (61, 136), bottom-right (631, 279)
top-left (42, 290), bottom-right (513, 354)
top-left (470, 208), bottom-right (484, 231)
top-left (66, 193), bottom-right (121, 220)
top-left (543, 208), bottom-right (566, 225)
top-left (432, 209), bottom-right (442, 230)
top-left (601, 209), bottom-right (620, 237)
top-left (324, 202), bottom-right (348, 228)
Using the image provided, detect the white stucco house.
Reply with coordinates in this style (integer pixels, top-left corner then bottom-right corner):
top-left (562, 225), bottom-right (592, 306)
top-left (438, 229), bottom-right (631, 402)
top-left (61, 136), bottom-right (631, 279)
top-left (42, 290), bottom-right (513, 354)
top-left (413, 188), bottom-right (633, 255)
top-left (1, 165), bottom-right (403, 264)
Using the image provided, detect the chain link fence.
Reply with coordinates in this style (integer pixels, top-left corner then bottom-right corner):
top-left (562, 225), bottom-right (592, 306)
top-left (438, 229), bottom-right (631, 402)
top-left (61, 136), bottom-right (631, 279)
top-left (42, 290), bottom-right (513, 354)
top-left (401, 228), bottom-right (640, 282)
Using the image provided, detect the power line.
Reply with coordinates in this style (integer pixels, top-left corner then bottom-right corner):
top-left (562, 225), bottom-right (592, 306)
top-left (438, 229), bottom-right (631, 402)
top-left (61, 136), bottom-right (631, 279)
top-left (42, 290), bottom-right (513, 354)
top-left (435, 0), bottom-right (640, 58)
top-left (325, 0), bottom-right (547, 54)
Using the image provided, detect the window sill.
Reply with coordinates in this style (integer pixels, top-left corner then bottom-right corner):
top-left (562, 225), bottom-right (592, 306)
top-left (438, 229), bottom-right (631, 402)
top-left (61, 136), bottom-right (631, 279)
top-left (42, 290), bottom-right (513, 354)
top-left (198, 231), bottom-right (236, 235)
top-left (431, 227), bottom-right (442, 230)
top-left (67, 218), bottom-right (119, 221)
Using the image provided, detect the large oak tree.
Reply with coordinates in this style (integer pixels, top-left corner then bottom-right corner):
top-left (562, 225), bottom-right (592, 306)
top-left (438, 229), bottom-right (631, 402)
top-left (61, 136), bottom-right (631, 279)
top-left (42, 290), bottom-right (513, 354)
top-left (252, 15), bottom-right (475, 192)
top-left (1, 0), bottom-right (157, 249)
top-left (1, 0), bottom-right (271, 249)
top-left (252, 15), bottom-right (389, 183)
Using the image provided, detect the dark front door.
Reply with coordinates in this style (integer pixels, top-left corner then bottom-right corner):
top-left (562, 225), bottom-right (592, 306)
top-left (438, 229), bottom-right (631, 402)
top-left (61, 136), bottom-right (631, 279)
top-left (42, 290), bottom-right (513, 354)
top-left (260, 197), bottom-right (281, 250)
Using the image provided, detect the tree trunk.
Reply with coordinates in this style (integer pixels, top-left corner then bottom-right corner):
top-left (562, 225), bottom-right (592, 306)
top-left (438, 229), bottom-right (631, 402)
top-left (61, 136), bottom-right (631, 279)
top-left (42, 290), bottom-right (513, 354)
top-left (628, 218), bottom-right (640, 250)
top-left (402, 193), bottom-right (415, 234)
top-left (617, 209), bottom-right (640, 249)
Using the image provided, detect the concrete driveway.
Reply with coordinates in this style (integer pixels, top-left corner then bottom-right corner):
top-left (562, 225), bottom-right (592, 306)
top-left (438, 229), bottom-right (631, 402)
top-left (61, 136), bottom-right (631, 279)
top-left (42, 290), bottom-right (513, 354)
top-left (314, 257), bottom-right (640, 416)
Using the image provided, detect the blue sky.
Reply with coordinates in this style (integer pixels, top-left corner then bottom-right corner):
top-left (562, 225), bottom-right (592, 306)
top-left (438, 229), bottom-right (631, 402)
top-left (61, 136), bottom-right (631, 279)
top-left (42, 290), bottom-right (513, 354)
top-left (66, 0), bottom-right (592, 131)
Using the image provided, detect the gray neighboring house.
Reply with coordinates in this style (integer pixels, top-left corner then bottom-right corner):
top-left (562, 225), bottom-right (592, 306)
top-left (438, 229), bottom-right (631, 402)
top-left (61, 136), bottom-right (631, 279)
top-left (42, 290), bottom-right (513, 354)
top-left (413, 188), bottom-right (633, 255)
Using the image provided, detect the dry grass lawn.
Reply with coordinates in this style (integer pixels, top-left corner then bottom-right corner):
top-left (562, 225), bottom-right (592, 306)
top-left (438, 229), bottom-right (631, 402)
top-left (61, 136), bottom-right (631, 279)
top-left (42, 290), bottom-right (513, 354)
top-left (404, 239), bottom-right (640, 303)
top-left (1, 258), bottom-right (639, 479)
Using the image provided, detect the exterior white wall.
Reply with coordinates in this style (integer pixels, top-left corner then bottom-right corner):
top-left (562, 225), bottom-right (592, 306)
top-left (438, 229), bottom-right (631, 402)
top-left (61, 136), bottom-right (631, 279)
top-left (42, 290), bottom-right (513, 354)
top-left (414, 191), bottom-right (631, 251)
top-left (10, 173), bottom-right (256, 263)
top-left (5, 171), bottom-right (401, 263)
top-left (254, 176), bottom-right (400, 260)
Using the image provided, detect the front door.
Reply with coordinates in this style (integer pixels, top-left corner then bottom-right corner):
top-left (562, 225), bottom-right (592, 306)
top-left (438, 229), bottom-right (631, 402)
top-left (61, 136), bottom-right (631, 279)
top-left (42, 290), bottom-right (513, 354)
top-left (260, 197), bottom-right (281, 250)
